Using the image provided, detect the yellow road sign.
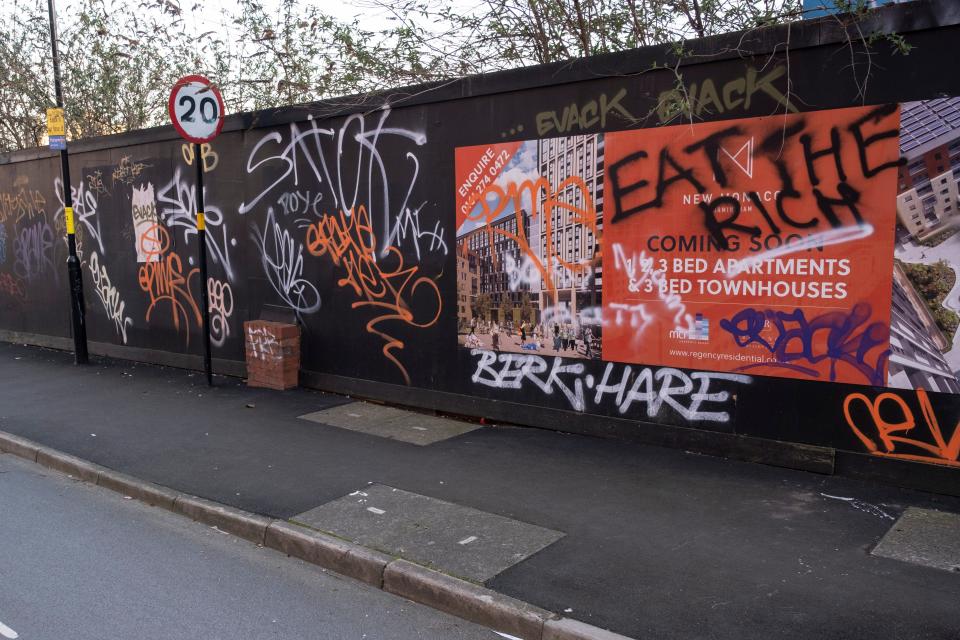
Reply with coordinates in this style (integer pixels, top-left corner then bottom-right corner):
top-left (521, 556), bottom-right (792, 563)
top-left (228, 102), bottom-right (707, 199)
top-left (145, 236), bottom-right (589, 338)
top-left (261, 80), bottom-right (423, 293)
top-left (47, 108), bottom-right (65, 137)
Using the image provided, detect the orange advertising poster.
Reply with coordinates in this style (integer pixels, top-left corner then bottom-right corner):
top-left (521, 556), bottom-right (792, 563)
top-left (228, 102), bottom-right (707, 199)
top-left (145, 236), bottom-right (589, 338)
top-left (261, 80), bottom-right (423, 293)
top-left (454, 141), bottom-right (522, 230)
top-left (602, 104), bottom-right (901, 386)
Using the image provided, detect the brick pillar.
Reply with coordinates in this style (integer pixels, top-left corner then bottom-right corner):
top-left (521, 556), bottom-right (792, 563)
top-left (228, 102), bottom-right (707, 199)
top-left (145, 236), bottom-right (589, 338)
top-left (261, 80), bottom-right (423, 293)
top-left (244, 320), bottom-right (300, 390)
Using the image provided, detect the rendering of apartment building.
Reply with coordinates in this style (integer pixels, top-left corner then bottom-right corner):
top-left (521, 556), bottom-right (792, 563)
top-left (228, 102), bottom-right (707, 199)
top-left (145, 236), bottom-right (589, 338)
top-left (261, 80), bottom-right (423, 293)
top-left (456, 244), bottom-right (479, 330)
top-left (888, 262), bottom-right (960, 393)
top-left (896, 97), bottom-right (960, 240)
top-left (534, 134), bottom-right (604, 321)
top-left (457, 209), bottom-right (533, 324)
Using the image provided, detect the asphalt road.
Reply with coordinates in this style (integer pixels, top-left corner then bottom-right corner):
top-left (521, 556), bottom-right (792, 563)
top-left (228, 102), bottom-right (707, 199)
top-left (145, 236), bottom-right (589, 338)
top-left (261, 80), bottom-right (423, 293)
top-left (0, 453), bottom-right (498, 640)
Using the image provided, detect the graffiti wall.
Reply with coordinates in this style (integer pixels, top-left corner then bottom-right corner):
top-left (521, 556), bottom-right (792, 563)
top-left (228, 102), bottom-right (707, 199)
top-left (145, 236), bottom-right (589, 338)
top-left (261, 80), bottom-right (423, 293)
top-left (0, 5), bottom-right (958, 477)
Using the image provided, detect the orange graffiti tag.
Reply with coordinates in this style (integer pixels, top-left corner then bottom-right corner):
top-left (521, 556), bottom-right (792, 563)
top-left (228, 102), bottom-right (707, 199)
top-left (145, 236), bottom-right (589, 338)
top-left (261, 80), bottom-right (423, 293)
top-left (304, 205), bottom-right (442, 385)
top-left (464, 175), bottom-right (599, 302)
top-left (0, 272), bottom-right (26, 301)
top-left (137, 223), bottom-right (201, 344)
top-left (844, 389), bottom-right (960, 468)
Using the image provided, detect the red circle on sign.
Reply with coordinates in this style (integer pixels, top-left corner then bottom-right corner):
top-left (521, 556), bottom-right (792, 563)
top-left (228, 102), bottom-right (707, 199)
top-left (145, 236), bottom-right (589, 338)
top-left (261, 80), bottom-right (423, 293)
top-left (168, 74), bottom-right (225, 144)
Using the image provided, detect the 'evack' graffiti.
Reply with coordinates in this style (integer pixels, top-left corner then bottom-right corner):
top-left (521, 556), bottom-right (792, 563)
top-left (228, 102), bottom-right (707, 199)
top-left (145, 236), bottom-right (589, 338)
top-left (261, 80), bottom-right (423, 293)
top-left (13, 218), bottom-right (55, 282)
top-left (720, 304), bottom-right (888, 385)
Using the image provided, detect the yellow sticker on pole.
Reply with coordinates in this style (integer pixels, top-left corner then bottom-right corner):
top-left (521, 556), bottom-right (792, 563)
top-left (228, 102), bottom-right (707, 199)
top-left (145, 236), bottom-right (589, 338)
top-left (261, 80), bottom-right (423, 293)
top-left (197, 211), bottom-right (206, 231)
top-left (64, 206), bottom-right (75, 235)
top-left (47, 108), bottom-right (65, 137)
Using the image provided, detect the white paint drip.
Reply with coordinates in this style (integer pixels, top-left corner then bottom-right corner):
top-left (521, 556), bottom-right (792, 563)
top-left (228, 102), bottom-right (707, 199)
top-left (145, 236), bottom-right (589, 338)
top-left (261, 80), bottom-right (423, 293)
top-left (493, 632), bottom-right (522, 640)
top-left (0, 619), bottom-right (19, 639)
top-left (412, 426), bottom-right (428, 431)
top-left (819, 493), bottom-right (894, 520)
top-left (820, 493), bottom-right (853, 501)
top-left (728, 224), bottom-right (874, 277)
top-left (366, 507), bottom-right (386, 515)
top-left (348, 413), bottom-right (362, 418)
top-left (458, 535), bottom-right (478, 545)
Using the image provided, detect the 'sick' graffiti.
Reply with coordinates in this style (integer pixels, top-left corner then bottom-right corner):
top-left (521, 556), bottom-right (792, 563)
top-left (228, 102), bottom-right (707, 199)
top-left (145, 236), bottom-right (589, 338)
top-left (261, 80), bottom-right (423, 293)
top-left (844, 389), bottom-right (960, 468)
top-left (305, 205), bottom-right (442, 384)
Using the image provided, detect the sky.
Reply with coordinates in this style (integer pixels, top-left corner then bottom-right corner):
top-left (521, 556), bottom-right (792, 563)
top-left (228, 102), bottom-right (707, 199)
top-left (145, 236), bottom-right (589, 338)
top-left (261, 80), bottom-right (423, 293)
top-left (8, 0), bottom-right (480, 46)
top-left (179, 0), bottom-right (480, 45)
top-left (457, 140), bottom-right (540, 236)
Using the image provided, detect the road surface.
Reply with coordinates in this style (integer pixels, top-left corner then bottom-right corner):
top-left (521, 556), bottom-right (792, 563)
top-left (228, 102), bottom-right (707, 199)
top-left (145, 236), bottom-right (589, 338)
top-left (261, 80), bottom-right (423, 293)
top-left (0, 453), bottom-right (499, 640)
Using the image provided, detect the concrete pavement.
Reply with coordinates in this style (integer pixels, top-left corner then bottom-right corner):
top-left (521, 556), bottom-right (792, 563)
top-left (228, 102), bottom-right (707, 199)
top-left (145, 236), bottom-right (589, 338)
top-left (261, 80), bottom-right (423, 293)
top-left (2, 341), bottom-right (960, 639)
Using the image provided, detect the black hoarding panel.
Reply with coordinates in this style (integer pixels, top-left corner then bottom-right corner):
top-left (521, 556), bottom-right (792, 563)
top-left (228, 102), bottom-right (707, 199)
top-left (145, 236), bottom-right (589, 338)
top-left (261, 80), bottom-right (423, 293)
top-left (1, 2), bottom-right (957, 484)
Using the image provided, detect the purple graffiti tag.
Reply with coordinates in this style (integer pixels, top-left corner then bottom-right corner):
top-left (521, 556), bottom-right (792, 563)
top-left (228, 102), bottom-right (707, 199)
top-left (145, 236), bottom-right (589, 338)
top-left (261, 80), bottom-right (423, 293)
top-left (719, 303), bottom-right (889, 385)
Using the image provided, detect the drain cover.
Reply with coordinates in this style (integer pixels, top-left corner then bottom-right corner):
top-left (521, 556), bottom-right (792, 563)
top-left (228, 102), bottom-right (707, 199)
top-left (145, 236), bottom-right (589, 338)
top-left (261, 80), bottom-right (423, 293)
top-left (872, 507), bottom-right (960, 572)
top-left (293, 484), bottom-right (564, 582)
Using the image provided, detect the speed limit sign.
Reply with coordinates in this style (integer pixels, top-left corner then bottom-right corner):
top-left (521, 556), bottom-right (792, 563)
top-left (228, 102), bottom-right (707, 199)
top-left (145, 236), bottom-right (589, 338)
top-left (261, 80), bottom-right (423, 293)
top-left (168, 75), bottom-right (225, 144)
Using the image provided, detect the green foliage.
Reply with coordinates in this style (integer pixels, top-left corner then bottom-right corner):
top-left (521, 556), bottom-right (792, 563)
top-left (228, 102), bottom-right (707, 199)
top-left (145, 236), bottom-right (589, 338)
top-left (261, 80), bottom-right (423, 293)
top-left (385, 0), bottom-right (802, 68)
top-left (900, 260), bottom-right (959, 342)
top-left (0, 0), bottom-right (50, 148)
top-left (0, 0), bottom-right (819, 152)
top-left (831, 0), bottom-right (913, 56)
top-left (0, 0), bottom-right (219, 148)
top-left (473, 292), bottom-right (493, 322)
top-left (920, 226), bottom-right (959, 248)
top-left (519, 292), bottom-right (535, 323)
top-left (932, 306), bottom-right (959, 342)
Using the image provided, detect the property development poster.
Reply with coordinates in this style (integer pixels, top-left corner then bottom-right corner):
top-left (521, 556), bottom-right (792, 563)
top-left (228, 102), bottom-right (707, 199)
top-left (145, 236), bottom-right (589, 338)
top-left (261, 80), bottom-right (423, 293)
top-left (602, 105), bottom-right (899, 386)
top-left (455, 135), bottom-right (604, 360)
top-left (456, 101), bottom-right (960, 394)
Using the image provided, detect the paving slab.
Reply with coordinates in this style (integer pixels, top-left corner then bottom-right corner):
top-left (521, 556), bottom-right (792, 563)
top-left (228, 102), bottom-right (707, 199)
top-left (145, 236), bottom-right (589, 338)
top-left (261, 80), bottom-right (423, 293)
top-left (299, 401), bottom-right (483, 445)
top-left (872, 507), bottom-right (960, 572)
top-left (292, 484), bottom-right (564, 582)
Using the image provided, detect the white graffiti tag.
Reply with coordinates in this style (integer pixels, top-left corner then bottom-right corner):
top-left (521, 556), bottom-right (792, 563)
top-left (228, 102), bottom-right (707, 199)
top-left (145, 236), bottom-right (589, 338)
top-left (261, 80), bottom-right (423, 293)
top-left (208, 277), bottom-right (234, 348)
top-left (239, 109), bottom-right (440, 258)
top-left (470, 349), bottom-right (751, 423)
top-left (89, 251), bottom-right (133, 343)
top-left (54, 177), bottom-right (104, 255)
top-left (156, 167), bottom-right (236, 280)
top-left (612, 242), bottom-right (694, 333)
top-left (252, 208), bottom-right (321, 317)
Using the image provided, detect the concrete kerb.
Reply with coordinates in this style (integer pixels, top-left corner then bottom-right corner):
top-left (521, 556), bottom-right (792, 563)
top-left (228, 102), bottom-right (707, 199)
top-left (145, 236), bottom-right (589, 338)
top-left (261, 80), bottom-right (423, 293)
top-left (172, 494), bottom-right (272, 545)
top-left (0, 431), bottom-right (40, 462)
top-left (542, 618), bottom-right (636, 640)
top-left (0, 430), bottom-right (635, 640)
top-left (35, 446), bottom-right (103, 483)
top-left (96, 467), bottom-right (179, 510)
top-left (384, 558), bottom-right (555, 640)
top-left (263, 520), bottom-right (392, 588)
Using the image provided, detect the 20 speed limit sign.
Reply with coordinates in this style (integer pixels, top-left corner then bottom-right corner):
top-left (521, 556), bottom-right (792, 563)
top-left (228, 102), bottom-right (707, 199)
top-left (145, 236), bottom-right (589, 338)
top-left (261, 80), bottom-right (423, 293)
top-left (168, 75), bottom-right (225, 144)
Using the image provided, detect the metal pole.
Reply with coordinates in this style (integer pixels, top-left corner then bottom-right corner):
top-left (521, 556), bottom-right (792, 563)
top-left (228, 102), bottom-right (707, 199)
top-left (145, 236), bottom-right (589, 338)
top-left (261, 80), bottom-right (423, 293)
top-left (48, 0), bottom-right (87, 365)
top-left (195, 143), bottom-right (212, 386)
